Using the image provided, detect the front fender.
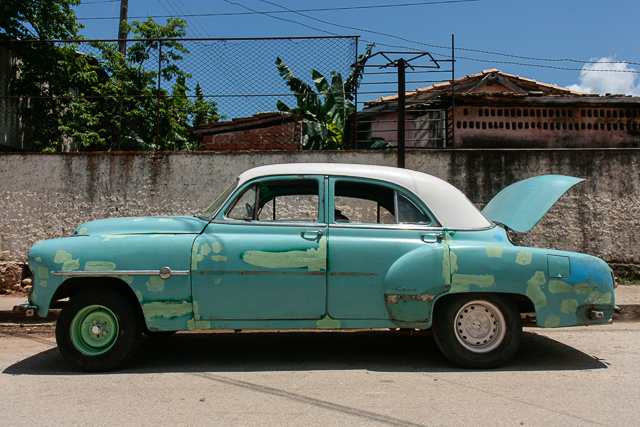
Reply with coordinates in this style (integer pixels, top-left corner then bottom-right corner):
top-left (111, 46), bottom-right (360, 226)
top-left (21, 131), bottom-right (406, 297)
top-left (29, 234), bottom-right (196, 331)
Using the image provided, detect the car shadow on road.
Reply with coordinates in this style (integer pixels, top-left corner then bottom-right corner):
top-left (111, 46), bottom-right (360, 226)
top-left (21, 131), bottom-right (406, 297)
top-left (3, 329), bottom-right (608, 376)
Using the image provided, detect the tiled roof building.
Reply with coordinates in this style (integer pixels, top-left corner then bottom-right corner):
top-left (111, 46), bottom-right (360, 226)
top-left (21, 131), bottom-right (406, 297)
top-left (359, 69), bottom-right (640, 149)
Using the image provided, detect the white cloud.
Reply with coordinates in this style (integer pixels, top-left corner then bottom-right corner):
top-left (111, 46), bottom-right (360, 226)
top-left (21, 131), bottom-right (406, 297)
top-left (567, 56), bottom-right (640, 96)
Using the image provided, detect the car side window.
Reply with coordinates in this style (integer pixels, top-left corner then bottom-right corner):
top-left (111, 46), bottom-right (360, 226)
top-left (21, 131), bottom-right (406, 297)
top-left (333, 180), bottom-right (432, 226)
top-left (334, 181), bottom-right (396, 224)
top-left (397, 193), bottom-right (431, 225)
top-left (225, 178), bottom-right (321, 223)
top-left (226, 185), bottom-right (257, 220)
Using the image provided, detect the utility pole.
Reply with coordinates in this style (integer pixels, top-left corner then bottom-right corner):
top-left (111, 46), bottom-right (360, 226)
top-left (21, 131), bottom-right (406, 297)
top-left (118, 0), bottom-right (129, 55)
top-left (397, 58), bottom-right (406, 169)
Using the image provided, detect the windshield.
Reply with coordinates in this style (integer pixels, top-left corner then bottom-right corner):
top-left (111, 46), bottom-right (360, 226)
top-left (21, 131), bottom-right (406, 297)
top-left (200, 179), bottom-right (238, 218)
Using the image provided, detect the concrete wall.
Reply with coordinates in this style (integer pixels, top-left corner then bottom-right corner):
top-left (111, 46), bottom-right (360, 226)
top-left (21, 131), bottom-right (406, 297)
top-left (1, 149), bottom-right (639, 274)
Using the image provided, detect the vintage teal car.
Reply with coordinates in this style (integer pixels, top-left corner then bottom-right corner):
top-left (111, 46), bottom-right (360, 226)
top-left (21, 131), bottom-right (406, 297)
top-left (26, 163), bottom-right (616, 371)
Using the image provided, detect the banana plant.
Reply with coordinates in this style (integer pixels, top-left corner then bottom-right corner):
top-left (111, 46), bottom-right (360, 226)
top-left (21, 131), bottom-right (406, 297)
top-left (276, 44), bottom-right (373, 150)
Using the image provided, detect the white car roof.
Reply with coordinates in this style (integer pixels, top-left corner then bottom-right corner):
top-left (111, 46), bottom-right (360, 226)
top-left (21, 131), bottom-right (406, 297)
top-left (238, 163), bottom-right (492, 230)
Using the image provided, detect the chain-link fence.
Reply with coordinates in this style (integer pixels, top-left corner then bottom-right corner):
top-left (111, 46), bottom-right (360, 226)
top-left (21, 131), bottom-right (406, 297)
top-left (1, 36), bottom-right (456, 154)
top-left (0, 36), bottom-right (358, 152)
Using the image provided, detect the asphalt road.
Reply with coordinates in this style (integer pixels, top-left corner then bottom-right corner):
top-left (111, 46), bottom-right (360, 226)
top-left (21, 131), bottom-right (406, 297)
top-left (1, 324), bottom-right (639, 427)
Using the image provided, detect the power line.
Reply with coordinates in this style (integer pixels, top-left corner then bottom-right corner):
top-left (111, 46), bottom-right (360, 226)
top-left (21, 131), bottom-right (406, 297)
top-left (78, 0), bottom-right (483, 13)
top-left (158, 0), bottom-right (205, 38)
top-left (459, 56), bottom-right (640, 73)
top-left (79, 0), bottom-right (118, 4)
top-left (173, 0), bottom-right (211, 37)
top-left (76, 0), bottom-right (639, 72)
top-left (221, 0), bottom-right (343, 37)
top-left (167, 0), bottom-right (205, 38)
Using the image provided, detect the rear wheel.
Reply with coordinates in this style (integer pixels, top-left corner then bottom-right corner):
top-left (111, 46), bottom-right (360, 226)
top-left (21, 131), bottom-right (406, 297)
top-left (433, 294), bottom-right (521, 368)
top-left (56, 289), bottom-right (141, 372)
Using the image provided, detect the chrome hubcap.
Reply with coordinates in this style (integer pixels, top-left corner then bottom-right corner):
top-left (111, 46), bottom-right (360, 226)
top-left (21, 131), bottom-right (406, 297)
top-left (454, 301), bottom-right (506, 353)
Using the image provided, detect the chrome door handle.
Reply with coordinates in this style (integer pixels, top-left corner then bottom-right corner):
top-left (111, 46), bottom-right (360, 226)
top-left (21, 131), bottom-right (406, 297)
top-left (302, 230), bottom-right (324, 239)
top-left (421, 232), bottom-right (443, 243)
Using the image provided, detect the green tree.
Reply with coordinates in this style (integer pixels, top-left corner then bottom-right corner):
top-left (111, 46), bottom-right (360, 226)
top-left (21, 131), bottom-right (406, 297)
top-left (275, 44), bottom-right (374, 150)
top-left (2, 4), bottom-right (223, 152)
top-left (0, 0), bottom-right (82, 40)
top-left (192, 82), bottom-right (223, 127)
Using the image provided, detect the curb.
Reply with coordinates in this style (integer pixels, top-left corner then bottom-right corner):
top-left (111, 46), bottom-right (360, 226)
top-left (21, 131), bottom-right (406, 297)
top-left (1, 306), bottom-right (640, 325)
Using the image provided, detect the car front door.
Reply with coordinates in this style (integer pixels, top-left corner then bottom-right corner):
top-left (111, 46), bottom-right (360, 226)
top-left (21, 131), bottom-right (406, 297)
top-left (191, 175), bottom-right (328, 322)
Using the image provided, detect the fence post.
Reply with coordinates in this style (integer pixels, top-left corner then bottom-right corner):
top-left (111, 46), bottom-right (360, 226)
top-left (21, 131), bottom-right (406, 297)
top-left (156, 40), bottom-right (162, 152)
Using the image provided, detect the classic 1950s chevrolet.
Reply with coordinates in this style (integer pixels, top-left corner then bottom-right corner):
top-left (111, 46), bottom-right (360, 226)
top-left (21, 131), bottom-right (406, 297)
top-left (25, 163), bottom-right (616, 371)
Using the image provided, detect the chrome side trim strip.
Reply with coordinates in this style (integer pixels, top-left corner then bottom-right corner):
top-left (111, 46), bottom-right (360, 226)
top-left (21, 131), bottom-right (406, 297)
top-left (52, 269), bottom-right (190, 277)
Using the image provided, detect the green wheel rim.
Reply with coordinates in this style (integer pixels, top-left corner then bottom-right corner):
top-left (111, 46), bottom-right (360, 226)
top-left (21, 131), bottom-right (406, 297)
top-left (70, 305), bottom-right (119, 356)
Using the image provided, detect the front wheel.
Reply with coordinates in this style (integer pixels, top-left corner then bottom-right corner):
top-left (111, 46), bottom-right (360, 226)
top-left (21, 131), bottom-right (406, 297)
top-left (432, 294), bottom-right (521, 369)
top-left (56, 289), bottom-right (141, 372)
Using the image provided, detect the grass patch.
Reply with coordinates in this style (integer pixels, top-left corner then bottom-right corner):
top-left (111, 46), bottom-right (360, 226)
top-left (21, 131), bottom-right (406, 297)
top-left (617, 275), bottom-right (640, 286)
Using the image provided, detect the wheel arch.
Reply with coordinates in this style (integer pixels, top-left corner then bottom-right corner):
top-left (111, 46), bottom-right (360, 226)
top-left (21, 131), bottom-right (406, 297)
top-left (432, 291), bottom-right (535, 318)
top-left (53, 277), bottom-right (144, 325)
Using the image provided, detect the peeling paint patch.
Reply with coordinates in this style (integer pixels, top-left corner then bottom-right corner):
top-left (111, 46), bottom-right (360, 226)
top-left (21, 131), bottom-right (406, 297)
top-left (54, 250), bottom-right (79, 271)
top-left (158, 218), bottom-right (173, 222)
top-left (486, 246), bottom-right (504, 258)
top-left (146, 276), bottom-right (165, 292)
top-left (191, 242), bottom-right (201, 270)
top-left (561, 299), bottom-right (580, 314)
top-left (544, 316), bottom-right (560, 328)
top-left (136, 291), bottom-right (143, 302)
top-left (201, 243), bottom-right (212, 256)
top-left (101, 235), bottom-right (132, 241)
top-left (120, 275), bottom-right (134, 284)
top-left (62, 259), bottom-right (80, 271)
top-left (187, 319), bottom-right (196, 330)
top-left (133, 218), bottom-right (145, 222)
top-left (385, 294), bottom-right (398, 304)
top-left (549, 280), bottom-right (572, 293)
top-left (54, 250), bottom-right (73, 264)
top-left (142, 301), bottom-right (192, 320)
top-left (413, 293), bottom-right (436, 302)
top-left (586, 291), bottom-right (612, 305)
top-left (84, 261), bottom-right (116, 271)
top-left (211, 241), bottom-right (222, 253)
top-left (450, 250), bottom-right (458, 273)
top-left (37, 266), bottom-right (49, 279)
top-left (243, 236), bottom-right (327, 271)
top-left (193, 320), bottom-right (212, 329)
top-left (516, 250), bottom-right (533, 266)
top-left (526, 271), bottom-right (547, 310)
top-left (193, 300), bottom-right (201, 320)
top-left (35, 257), bottom-right (42, 263)
top-left (450, 274), bottom-right (495, 293)
top-left (442, 250), bottom-right (451, 285)
top-left (316, 315), bottom-right (341, 329)
top-left (211, 255), bottom-right (227, 262)
top-left (574, 282), bottom-right (592, 294)
top-left (79, 227), bottom-right (88, 233)
top-left (215, 278), bottom-right (222, 285)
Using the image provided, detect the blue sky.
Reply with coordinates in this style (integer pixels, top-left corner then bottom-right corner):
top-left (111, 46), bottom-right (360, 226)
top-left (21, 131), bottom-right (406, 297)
top-left (74, 0), bottom-right (640, 95)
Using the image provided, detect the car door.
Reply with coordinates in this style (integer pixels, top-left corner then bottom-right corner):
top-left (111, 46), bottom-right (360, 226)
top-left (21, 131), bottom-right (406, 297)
top-left (327, 177), bottom-right (448, 322)
top-left (191, 175), bottom-right (328, 321)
